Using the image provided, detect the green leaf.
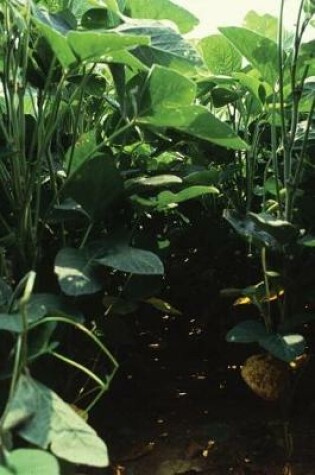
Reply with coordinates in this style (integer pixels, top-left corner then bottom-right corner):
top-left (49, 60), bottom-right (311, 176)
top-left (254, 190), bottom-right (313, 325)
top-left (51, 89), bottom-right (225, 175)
top-left (0, 294), bottom-right (79, 333)
top-left (156, 186), bottom-right (219, 210)
top-left (125, 174), bottom-right (182, 192)
top-left (33, 12), bottom-right (76, 69)
top-left (243, 10), bottom-right (294, 50)
top-left (233, 71), bottom-right (272, 106)
top-left (55, 247), bottom-right (102, 296)
top-left (103, 49), bottom-right (148, 70)
top-left (67, 30), bottom-right (150, 63)
top-left (226, 320), bottom-right (268, 343)
top-left (105, 0), bottom-right (120, 14)
top-left (298, 235), bottom-right (315, 247)
top-left (145, 297), bottom-right (182, 315)
top-left (136, 66), bottom-right (248, 150)
top-left (65, 130), bottom-right (97, 175)
top-left (183, 169), bottom-right (220, 186)
top-left (219, 27), bottom-right (279, 86)
top-left (140, 105), bottom-right (248, 150)
top-left (198, 34), bottom-right (242, 75)
top-left (140, 64), bottom-right (197, 110)
top-left (264, 177), bottom-right (284, 196)
top-left (3, 375), bottom-right (109, 467)
top-left (62, 155), bottom-right (124, 221)
top-left (125, 0), bottom-right (199, 34)
top-left (51, 198), bottom-right (91, 223)
top-left (118, 22), bottom-right (202, 74)
top-left (0, 449), bottom-right (59, 475)
top-left (81, 8), bottom-right (110, 29)
top-left (224, 209), bottom-right (279, 249)
top-left (211, 87), bottom-right (240, 107)
top-left (96, 245), bottom-right (164, 275)
top-left (259, 334), bottom-right (306, 362)
top-left (248, 212), bottom-right (298, 244)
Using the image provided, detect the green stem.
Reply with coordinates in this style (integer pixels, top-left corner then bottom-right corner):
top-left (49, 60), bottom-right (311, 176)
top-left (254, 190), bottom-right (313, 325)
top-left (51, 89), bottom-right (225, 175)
top-left (50, 351), bottom-right (107, 389)
top-left (261, 247), bottom-right (272, 332)
top-left (271, 91), bottom-right (283, 217)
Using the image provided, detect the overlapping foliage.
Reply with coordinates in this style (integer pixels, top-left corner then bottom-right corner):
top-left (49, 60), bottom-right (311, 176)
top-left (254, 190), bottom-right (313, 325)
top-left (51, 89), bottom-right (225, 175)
top-left (0, 0), bottom-right (314, 472)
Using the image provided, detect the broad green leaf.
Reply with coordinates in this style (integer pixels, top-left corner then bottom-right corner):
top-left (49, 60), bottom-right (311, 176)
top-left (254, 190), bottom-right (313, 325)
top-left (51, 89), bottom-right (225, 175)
top-left (136, 66), bottom-right (248, 149)
top-left (65, 130), bottom-right (97, 174)
top-left (125, 0), bottom-right (199, 34)
top-left (139, 104), bottom-right (249, 150)
top-left (219, 27), bottom-right (279, 86)
top-left (224, 209), bottom-right (279, 249)
top-left (156, 186), bottom-right (219, 210)
top-left (184, 169), bottom-right (220, 186)
top-left (233, 71), bottom-right (272, 106)
top-left (259, 334), bottom-right (306, 362)
top-left (3, 375), bottom-right (109, 467)
top-left (62, 155), bottom-right (124, 221)
top-left (125, 174), bottom-right (182, 192)
top-left (264, 177), bottom-right (284, 196)
top-left (51, 198), bottom-right (91, 223)
top-left (248, 212), bottom-right (298, 244)
top-left (304, 0), bottom-right (315, 15)
top-left (33, 15), bottom-right (76, 69)
top-left (243, 10), bottom-right (294, 50)
top-left (104, 49), bottom-right (148, 70)
top-left (198, 34), bottom-right (242, 75)
top-left (118, 22), bottom-right (202, 74)
top-left (105, 0), bottom-right (120, 14)
top-left (0, 449), bottom-right (59, 475)
top-left (96, 246), bottom-right (164, 275)
top-left (0, 294), bottom-right (80, 333)
top-left (140, 65), bottom-right (196, 110)
top-left (67, 30), bottom-right (150, 62)
top-left (226, 320), bottom-right (268, 343)
top-left (55, 247), bottom-right (102, 296)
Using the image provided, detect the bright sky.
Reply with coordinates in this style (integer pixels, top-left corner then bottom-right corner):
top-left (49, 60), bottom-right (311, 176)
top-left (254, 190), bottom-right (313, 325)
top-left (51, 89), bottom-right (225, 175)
top-left (173, 0), bottom-right (302, 37)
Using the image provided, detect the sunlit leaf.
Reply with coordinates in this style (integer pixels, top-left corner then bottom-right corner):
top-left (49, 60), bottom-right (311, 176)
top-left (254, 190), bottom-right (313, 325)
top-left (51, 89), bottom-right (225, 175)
top-left (118, 22), bottom-right (202, 74)
top-left (233, 296), bottom-right (252, 306)
top-left (145, 297), bottom-right (182, 315)
top-left (3, 376), bottom-right (109, 467)
top-left (55, 247), bottom-right (102, 296)
top-left (259, 333), bottom-right (306, 363)
top-left (137, 65), bottom-right (248, 150)
top-left (198, 34), bottom-right (242, 75)
top-left (0, 449), bottom-right (59, 475)
top-left (219, 27), bottom-right (279, 86)
top-left (125, 0), bottom-right (199, 34)
top-left (125, 174), bottom-right (182, 192)
top-left (67, 30), bottom-right (150, 63)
